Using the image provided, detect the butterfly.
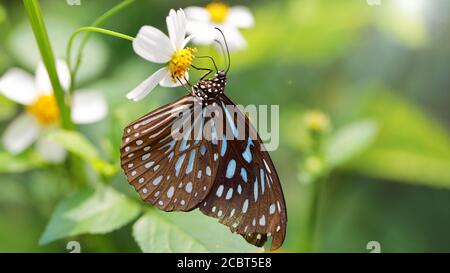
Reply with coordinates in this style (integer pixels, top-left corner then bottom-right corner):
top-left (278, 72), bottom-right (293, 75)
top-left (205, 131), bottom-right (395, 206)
top-left (120, 30), bottom-right (287, 251)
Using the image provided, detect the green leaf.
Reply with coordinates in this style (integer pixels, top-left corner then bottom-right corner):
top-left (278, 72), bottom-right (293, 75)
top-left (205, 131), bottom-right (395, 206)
top-left (326, 120), bottom-right (378, 168)
top-left (39, 186), bottom-right (140, 245)
top-left (46, 130), bottom-right (117, 176)
top-left (349, 149), bottom-right (450, 189)
top-left (133, 210), bottom-right (263, 253)
top-left (346, 91), bottom-right (450, 189)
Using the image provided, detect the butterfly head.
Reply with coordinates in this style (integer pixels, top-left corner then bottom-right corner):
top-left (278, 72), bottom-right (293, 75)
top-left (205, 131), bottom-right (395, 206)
top-left (191, 27), bottom-right (230, 103)
top-left (217, 70), bottom-right (227, 80)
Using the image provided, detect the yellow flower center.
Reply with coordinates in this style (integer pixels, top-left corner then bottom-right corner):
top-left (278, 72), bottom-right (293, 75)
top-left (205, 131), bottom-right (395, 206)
top-left (206, 2), bottom-right (229, 23)
top-left (27, 95), bottom-right (60, 126)
top-left (169, 48), bottom-right (196, 83)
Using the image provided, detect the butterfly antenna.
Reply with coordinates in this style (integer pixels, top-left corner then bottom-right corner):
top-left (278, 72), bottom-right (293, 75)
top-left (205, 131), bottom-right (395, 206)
top-left (214, 39), bottom-right (228, 73)
top-left (196, 55), bottom-right (218, 73)
top-left (214, 27), bottom-right (231, 73)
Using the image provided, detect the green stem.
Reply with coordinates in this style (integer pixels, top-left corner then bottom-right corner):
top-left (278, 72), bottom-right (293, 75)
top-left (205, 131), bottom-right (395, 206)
top-left (68, 0), bottom-right (135, 92)
top-left (307, 177), bottom-right (327, 252)
top-left (302, 137), bottom-right (328, 252)
top-left (23, 0), bottom-right (88, 187)
top-left (67, 27), bottom-right (133, 66)
top-left (23, 0), bottom-right (74, 130)
top-left (66, 27), bottom-right (133, 91)
top-left (69, 27), bottom-right (134, 49)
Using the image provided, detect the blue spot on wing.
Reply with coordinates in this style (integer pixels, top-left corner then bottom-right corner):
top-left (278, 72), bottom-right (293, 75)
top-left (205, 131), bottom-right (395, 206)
top-left (242, 138), bottom-right (254, 163)
top-left (185, 149), bottom-right (196, 175)
top-left (260, 168), bottom-right (265, 194)
top-left (162, 139), bottom-right (176, 154)
top-left (240, 168), bottom-right (248, 183)
top-left (179, 138), bottom-right (190, 153)
top-left (168, 151), bottom-right (174, 161)
top-left (222, 103), bottom-right (239, 138)
top-left (175, 153), bottom-right (186, 177)
top-left (200, 145), bottom-right (207, 156)
top-left (161, 110), bottom-right (193, 154)
top-left (220, 135), bottom-right (227, 157)
top-left (179, 110), bottom-right (203, 152)
top-left (226, 160), bottom-right (236, 179)
top-left (211, 120), bottom-right (218, 145)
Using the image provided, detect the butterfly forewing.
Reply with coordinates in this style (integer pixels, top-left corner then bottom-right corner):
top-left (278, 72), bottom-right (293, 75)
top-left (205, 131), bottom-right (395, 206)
top-left (198, 94), bottom-right (287, 251)
top-left (120, 95), bottom-right (220, 212)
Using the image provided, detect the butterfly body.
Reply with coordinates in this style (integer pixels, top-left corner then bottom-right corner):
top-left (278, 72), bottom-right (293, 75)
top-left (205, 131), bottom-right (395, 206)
top-left (192, 71), bottom-right (226, 103)
top-left (121, 71), bottom-right (287, 250)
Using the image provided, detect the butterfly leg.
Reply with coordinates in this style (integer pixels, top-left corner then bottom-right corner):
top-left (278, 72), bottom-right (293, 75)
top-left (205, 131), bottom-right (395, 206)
top-left (192, 65), bottom-right (213, 81)
top-left (195, 56), bottom-right (218, 73)
top-left (176, 77), bottom-right (192, 93)
top-left (182, 76), bottom-right (192, 87)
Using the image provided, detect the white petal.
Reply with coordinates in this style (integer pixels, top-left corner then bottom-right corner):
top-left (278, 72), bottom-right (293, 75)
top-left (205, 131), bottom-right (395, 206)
top-left (167, 9), bottom-right (187, 50)
top-left (133, 26), bottom-right (173, 63)
top-left (35, 60), bottom-right (71, 94)
top-left (0, 68), bottom-right (37, 105)
top-left (36, 137), bottom-right (67, 163)
top-left (226, 6), bottom-right (255, 28)
top-left (71, 90), bottom-right (108, 124)
top-left (182, 34), bottom-right (195, 49)
top-left (126, 67), bottom-right (168, 101)
top-left (219, 27), bottom-right (247, 52)
top-left (184, 7), bottom-right (210, 22)
top-left (186, 21), bottom-right (217, 45)
top-left (160, 72), bottom-right (189, 88)
top-left (2, 113), bottom-right (40, 154)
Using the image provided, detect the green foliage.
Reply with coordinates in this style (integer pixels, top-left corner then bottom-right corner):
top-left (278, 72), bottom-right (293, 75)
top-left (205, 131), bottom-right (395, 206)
top-left (23, 0), bottom-right (73, 129)
top-left (0, 0), bottom-right (449, 253)
top-left (345, 92), bottom-right (450, 189)
top-left (0, 4), bottom-right (5, 25)
top-left (326, 120), bottom-right (378, 168)
top-left (46, 130), bottom-right (117, 176)
top-left (0, 150), bottom-right (44, 173)
top-left (133, 210), bottom-right (262, 253)
top-left (40, 186), bottom-right (140, 245)
top-left (0, 96), bottom-right (16, 122)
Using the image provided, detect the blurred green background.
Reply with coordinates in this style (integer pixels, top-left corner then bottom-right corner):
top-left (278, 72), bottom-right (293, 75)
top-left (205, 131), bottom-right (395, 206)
top-left (0, 0), bottom-right (449, 252)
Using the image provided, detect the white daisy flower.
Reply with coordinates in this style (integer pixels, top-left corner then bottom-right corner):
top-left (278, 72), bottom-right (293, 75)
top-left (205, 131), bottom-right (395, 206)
top-left (127, 8), bottom-right (196, 101)
top-left (185, 1), bottom-right (254, 52)
top-left (0, 60), bottom-right (108, 163)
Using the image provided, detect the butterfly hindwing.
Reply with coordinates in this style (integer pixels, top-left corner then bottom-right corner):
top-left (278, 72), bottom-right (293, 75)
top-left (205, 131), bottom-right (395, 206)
top-left (198, 94), bottom-right (287, 251)
top-left (120, 95), bottom-right (220, 212)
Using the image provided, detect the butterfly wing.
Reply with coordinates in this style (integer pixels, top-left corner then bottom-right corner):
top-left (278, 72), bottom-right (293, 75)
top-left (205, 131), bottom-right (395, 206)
top-left (198, 94), bottom-right (287, 251)
top-left (120, 95), bottom-right (221, 212)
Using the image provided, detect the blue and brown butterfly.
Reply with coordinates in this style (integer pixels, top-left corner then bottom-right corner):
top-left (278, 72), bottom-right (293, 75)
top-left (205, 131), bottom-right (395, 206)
top-left (120, 29), bottom-right (287, 251)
